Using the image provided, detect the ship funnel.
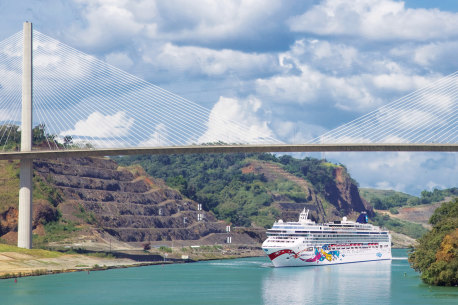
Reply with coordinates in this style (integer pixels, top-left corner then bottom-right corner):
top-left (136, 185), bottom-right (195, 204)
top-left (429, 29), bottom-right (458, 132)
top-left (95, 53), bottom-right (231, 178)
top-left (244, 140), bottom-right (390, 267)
top-left (356, 212), bottom-right (368, 224)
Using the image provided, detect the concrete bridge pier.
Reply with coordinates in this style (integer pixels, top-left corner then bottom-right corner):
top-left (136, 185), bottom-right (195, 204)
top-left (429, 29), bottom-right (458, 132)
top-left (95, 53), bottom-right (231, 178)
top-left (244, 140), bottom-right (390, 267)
top-left (18, 159), bottom-right (32, 248)
top-left (18, 22), bottom-right (33, 249)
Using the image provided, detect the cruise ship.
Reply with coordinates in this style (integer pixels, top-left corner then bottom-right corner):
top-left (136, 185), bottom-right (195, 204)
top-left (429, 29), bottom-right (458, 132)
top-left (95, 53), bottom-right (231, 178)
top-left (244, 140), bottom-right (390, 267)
top-left (262, 209), bottom-right (391, 267)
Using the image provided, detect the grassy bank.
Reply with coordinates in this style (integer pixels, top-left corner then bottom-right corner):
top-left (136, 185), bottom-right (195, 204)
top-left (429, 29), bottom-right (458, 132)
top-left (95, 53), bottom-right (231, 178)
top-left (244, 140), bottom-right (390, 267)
top-left (0, 244), bottom-right (62, 258)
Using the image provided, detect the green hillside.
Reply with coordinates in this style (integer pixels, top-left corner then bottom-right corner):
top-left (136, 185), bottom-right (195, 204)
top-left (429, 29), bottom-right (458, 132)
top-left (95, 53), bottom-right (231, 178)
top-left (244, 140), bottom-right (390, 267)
top-left (114, 153), bottom-right (358, 227)
top-left (360, 187), bottom-right (457, 211)
top-left (117, 153), bottom-right (271, 227)
top-left (0, 125), bottom-right (74, 244)
top-left (369, 213), bottom-right (428, 239)
top-left (115, 153), bottom-right (449, 242)
top-left (0, 161), bottom-right (20, 213)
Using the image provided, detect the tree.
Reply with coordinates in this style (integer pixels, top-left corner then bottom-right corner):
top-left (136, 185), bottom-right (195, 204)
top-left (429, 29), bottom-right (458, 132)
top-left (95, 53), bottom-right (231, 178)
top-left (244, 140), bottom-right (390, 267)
top-left (409, 199), bottom-right (458, 286)
top-left (63, 135), bottom-right (73, 147)
top-left (32, 124), bottom-right (46, 144)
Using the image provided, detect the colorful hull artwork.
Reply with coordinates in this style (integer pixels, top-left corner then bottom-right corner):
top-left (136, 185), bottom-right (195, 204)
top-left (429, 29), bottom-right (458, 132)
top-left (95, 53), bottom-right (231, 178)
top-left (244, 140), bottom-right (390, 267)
top-left (306, 248), bottom-right (340, 262)
top-left (268, 246), bottom-right (341, 264)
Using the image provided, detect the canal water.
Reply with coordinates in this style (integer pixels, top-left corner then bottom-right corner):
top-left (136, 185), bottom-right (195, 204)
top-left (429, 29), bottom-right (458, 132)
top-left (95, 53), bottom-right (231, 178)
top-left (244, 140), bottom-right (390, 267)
top-left (1, 249), bottom-right (456, 305)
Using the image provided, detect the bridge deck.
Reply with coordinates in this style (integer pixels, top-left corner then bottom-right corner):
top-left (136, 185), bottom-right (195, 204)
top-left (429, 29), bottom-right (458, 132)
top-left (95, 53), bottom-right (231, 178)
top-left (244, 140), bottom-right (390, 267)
top-left (0, 144), bottom-right (456, 160)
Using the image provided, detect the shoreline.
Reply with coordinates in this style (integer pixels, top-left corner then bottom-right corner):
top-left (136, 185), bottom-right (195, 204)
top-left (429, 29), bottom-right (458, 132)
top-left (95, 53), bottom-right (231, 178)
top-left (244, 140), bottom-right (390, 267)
top-left (0, 245), bottom-right (265, 279)
top-left (1, 245), bottom-right (412, 280)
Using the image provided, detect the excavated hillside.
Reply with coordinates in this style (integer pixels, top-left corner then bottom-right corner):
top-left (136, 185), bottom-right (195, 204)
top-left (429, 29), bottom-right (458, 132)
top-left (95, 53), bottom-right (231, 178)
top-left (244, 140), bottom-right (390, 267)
top-left (1, 155), bottom-right (374, 249)
top-left (243, 160), bottom-right (373, 222)
top-left (242, 160), bottom-right (326, 222)
top-left (32, 157), bottom-right (256, 246)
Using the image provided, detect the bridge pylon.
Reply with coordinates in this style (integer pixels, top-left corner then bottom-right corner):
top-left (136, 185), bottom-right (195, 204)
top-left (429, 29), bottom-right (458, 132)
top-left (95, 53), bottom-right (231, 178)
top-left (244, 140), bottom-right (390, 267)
top-left (17, 22), bottom-right (33, 249)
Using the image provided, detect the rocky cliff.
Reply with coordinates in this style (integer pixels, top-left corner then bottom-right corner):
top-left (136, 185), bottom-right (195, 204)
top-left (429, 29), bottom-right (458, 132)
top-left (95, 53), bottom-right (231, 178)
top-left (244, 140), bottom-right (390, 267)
top-left (325, 166), bottom-right (373, 217)
top-left (243, 160), bottom-right (372, 223)
top-left (0, 203), bottom-right (59, 243)
top-left (33, 157), bottom-right (252, 245)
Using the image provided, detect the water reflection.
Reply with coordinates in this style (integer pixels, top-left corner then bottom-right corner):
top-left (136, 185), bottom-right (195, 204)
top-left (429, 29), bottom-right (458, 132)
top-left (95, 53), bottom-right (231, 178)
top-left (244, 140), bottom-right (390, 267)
top-left (262, 261), bottom-right (391, 305)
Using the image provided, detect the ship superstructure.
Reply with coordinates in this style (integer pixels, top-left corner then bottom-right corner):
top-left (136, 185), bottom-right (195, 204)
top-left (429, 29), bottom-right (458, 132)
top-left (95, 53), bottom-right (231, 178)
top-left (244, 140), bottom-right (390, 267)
top-left (262, 209), bottom-right (391, 267)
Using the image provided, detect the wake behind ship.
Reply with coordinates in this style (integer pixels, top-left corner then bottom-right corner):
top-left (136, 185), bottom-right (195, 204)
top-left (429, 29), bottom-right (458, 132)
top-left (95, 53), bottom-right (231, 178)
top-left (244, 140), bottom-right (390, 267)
top-left (262, 209), bottom-right (391, 267)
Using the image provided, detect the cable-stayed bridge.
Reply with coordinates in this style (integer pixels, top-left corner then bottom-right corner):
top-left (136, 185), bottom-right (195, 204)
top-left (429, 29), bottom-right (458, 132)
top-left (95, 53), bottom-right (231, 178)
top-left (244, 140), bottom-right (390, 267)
top-left (0, 26), bottom-right (456, 157)
top-left (0, 23), bottom-right (457, 248)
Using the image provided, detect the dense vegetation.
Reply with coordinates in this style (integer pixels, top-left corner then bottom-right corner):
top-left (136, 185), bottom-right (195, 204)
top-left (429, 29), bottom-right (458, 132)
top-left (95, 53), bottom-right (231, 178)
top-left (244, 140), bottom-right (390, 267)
top-left (0, 124), bottom-right (78, 244)
top-left (116, 153), bottom-right (274, 227)
top-left (418, 188), bottom-right (458, 204)
top-left (369, 213), bottom-right (428, 239)
top-left (114, 153), bottom-right (340, 228)
top-left (361, 187), bottom-right (457, 210)
top-left (0, 160), bottom-right (20, 214)
top-left (274, 155), bottom-right (338, 193)
top-left (408, 199), bottom-right (458, 286)
top-left (0, 158), bottom-right (75, 245)
top-left (0, 124), bottom-right (77, 150)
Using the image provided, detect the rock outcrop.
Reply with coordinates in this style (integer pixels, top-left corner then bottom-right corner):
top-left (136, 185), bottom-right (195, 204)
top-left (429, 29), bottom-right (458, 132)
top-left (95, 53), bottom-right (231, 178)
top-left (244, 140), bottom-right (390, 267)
top-left (242, 160), bottom-right (372, 222)
top-left (0, 207), bottom-right (18, 236)
top-left (0, 200), bottom-right (58, 241)
top-left (244, 160), bottom-right (327, 222)
top-left (326, 167), bottom-right (373, 215)
top-left (34, 157), bottom-right (241, 244)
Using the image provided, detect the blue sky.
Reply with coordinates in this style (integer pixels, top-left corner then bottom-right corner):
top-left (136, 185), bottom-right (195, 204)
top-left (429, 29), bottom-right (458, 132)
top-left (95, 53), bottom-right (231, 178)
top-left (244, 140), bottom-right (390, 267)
top-left (0, 0), bottom-right (456, 195)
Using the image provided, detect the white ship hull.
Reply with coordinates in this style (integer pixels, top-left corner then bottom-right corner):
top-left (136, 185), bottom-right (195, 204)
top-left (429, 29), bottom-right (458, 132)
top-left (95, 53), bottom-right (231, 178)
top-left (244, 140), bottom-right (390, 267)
top-left (263, 245), bottom-right (392, 267)
top-left (262, 209), bottom-right (392, 267)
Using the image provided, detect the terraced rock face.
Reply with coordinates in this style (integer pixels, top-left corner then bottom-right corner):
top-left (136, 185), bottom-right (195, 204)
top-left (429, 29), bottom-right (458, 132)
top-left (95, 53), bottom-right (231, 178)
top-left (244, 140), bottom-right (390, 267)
top-left (34, 157), bottom-right (231, 243)
top-left (244, 160), bottom-right (372, 222)
top-left (248, 161), bottom-right (327, 222)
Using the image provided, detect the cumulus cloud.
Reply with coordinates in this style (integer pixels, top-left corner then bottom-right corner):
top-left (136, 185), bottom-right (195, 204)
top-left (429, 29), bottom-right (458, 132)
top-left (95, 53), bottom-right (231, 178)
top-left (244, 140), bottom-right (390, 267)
top-left (32, 33), bottom-right (103, 87)
top-left (256, 66), bottom-right (384, 111)
top-left (0, 108), bottom-right (19, 122)
top-left (66, 0), bottom-right (295, 53)
top-left (0, 67), bottom-right (21, 95)
top-left (142, 42), bottom-right (277, 78)
top-left (255, 37), bottom-right (445, 115)
top-left (0, 36), bottom-right (22, 58)
top-left (105, 52), bottom-right (134, 70)
top-left (419, 91), bottom-right (456, 112)
top-left (390, 41), bottom-right (458, 72)
top-left (198, 96), bottom-right (278, 144)
top-left (272, 120), bottom-right (327, 143)
top-left (412, 41), bottom-right (458, 69)
top-left (326, 152), bottom-right (458, 195)
top-left (279, 39), bottom-right (360, 73)
top-left (60, 111), bottom-right (134, 138)
top-left (69, 0), bottom-right (145, 51)
top-left (371, 73), bottom-right (432, 92)
top-left (377, 108), bottom-right (437, 130)
top-left (289, 0), bottom-right (458, 41)
top-left (138, 123), bottom-right (171, 147)
top-left (151, 0), bottom-right (294, 49)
